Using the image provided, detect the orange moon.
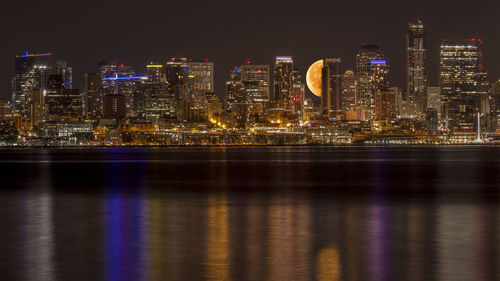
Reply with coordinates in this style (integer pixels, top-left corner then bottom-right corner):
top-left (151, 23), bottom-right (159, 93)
top-left (306, 60), bottom-right (323, 97)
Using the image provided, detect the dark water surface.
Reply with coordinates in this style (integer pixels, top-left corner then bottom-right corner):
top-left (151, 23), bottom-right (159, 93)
top-left (0, 146), bottom-right (499, 281)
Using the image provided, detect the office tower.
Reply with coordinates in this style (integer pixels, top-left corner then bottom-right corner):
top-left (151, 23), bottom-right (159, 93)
top-left (241, 64), bottom-right (270, 103)
top-left (291, 70), bottom-right (305, 118)
top-left (98, 60), bottom-right (137, 116)
top-left (54, 60), bottom-right (73, 89)
top-left (406, 19), bottom-right (428, 115)
top-left (29, 89), bottom-right (47, 127)
top-left (165, 58), bottom-right (190, 100)
top-left (144, 89), bottom-right (177, 120)
top-left (12, 52), bottom-right (52, 122)
top-left (374, 90), bottom-right (396, 121)
top-left (205, 92), bottom-right (222, 120)
top-left (145, 63), bottom-right (165, 84)
top-left (188, 60), bottom-right (214, 109)
top-left (83, 73), bottom-right (100, 120)
top-left (355, 44), bottom-right (385, 120)
top-left (370, 60), bottom-right (390, 93)
top-left (426, 86), bottom-right (441, 113)
top-left (225, 67), bottom-right (245, 109)
top-left (0, 101), bottom-right (12, 122)
top-left (103, 94), bottom-right (126, 119)
top-left (45, 88), bottom-right (83, 121)
top-left (321, 58), bottom-right (342, 117)
top-left (273, 56), bottom-right (293, 103)
top-left (341, 70), bottom-right (356, 112)
top-left (440, 38), bottom-right (483, 134)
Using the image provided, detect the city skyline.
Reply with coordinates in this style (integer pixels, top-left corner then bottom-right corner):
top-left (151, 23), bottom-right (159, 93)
top-left (0, 0), bottom-right (498, 100)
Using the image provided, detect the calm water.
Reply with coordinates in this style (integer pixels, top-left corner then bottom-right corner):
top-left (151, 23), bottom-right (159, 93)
top-left (0, 146), bottom-right (499, 281)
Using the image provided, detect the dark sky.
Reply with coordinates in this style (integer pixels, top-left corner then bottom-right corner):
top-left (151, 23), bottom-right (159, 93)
top-left (0, 0), bottom-right (498, 100)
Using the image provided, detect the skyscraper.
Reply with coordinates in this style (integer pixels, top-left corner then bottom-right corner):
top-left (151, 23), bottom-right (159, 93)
top-left (291, 70), bottom-right (305, 119)
top-left (240, 64), bottom-right (270, 104)
top-left (12, 52), bottom-right (52, 122)
top-left (83, 73), bottom-right (100, 120)
top-left (440, 38), bottom-right (483, 134)
top-left (98, 60), bottom-right (137, 116)
top-left (341, 70), bottom-right (356, 112)
top-left (225, 67), bottom-right (245, 109)
top-left (187, 60), bottom-right (214, 109)
top-left (406, 19), bottom-right (428, 115)
top-left (321, 58), bottom-right (342, 117)
top-left (355, 44), bottom-right (385, 120)
top-left (273, 56), bottom-right (293, 103)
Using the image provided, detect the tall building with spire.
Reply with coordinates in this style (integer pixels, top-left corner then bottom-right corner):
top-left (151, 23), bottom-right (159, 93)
top-left (406, 18), bottom-right (428, 116)
top-left (355, 44), bottom-right (385, 120)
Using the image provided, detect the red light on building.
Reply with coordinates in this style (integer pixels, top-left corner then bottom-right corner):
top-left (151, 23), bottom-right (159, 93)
top-left (120, 64), bottom-right (124, 68)
top-left (204, 58), bottom-right (208, 62)
top-left (471, 38), bottom-right (476, 42)
top-left (246, 60), bottom-right (251, 65)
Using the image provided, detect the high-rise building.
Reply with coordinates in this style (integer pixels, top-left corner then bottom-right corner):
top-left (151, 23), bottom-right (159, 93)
top-left (321, 58), bottom-right (342, 117)
top-left (355, 44), bottom-right (385, 120)
top-left (188, 60), bottom-right (214, 109)
top-left (83, 73), bottom-right (100, 120)
top-left (241, 64), bottom-right (270, 103)
top-left (273, 56), bottom-right (293, 102)
top-left (145, 63), bottom-right (165, 84)
top-left (12, 52), bottom-right (52, 122)
top-left (374, 90), bottom-right (396, 121)
top-left (144, 89), bottom-right (176, 120)
top-left (291, 70), bottom-right (305, 119)
top-left (45, 88), bottom-right (83, 121)
top-left (341, 70), bottom-right (356, 112)
top-left (440, 38), bottom-right (483, 134)
top-left (406, 19), bottom-right (428, 115)
top-left (426, 86), bottom-right (441, 114)
top-left (225, 67), bottom-right (245, 108)
top-left (205, 92), bottom-right (222, 120)
top-left (165, 58), bottom-right (189, 100)
top-left (98, 60), bottom-right (137, 116)
top-left (103, 94), bottom-right (126, 119)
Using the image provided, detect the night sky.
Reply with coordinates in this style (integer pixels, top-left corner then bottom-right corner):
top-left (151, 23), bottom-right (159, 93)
top-left (0, 0), bottom-right (498, 100)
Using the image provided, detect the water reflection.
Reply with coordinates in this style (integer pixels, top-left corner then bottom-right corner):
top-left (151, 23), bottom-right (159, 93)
top-left (0, 147), bottom-right (499, 281)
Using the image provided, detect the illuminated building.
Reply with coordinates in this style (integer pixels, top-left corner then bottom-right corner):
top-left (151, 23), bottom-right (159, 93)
top-left (83, 73), bottom-right (100, 120)
top-left (370, 60), bottom-right (391, 121)
top-left (291, 69), bottom-right (305, 118)
top-left (29, 89), bottom-right (47, 127)
top-left (45, 88), bottom-right (83, 121)
top-left (355, 44), bottom-right (385, 120)
top-left (406, 19), bottom-right (428, 115)
top-left (145, 63), bottom-right (165, 84)
top-left (144, 89), bottom-right (176, 120)
top-left (440, 39), bottom-right (483, 134)
top-left (241, 63), bottom-right (270, 104)
top-left (165, 58), bottom-right (189, 100)
top-left (188, 60), bottom-right (214, 109)
top-left (341, 70), bottom-right (356, 112)
top-left (374, 90), bottom-right (396, 121)
top-left (321, 58), bottom-right (342, 117)
top-left (102, 94), bottom-right (126, 119)
top-left (0, 101), bottom-right (12, 122)
top-left (98, 59), bottom-right (137, 116)
top-left (205, 92), bottom-right (222, 120)
top-left (273, 56), bottom-right (293, 103)
top-left (12, 52), bottom-right (52, 123)
top-left (224, 67), bottom-right (244, 109)
top-left (426, 86), bottom-right (441, 117)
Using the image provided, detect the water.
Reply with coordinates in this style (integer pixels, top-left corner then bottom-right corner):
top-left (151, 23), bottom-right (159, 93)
top-left (0, 146), bottom-right (499, 281)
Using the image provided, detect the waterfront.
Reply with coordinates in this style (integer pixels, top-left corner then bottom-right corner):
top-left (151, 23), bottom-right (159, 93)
top-left (0, 146), bottom-right (499, 280)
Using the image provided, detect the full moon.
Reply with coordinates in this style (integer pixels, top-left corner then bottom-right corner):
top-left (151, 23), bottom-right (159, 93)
top-left (306, 60), bottom-right (323, 97)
